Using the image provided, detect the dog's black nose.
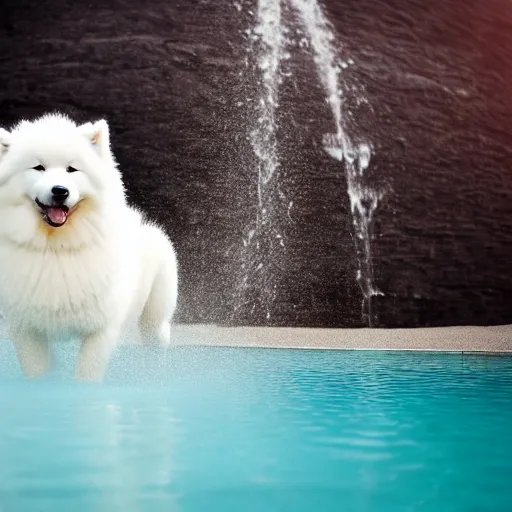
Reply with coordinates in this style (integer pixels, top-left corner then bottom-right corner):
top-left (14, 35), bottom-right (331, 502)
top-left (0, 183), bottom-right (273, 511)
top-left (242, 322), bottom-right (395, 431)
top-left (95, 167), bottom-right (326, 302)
top-left (51, 186), bottom-right (69, 204)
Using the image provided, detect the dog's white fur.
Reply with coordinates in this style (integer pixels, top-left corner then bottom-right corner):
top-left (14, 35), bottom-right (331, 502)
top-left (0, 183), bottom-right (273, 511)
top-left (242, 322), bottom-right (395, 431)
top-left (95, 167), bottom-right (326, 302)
top-left (0, 113), bottom-right (178, 381)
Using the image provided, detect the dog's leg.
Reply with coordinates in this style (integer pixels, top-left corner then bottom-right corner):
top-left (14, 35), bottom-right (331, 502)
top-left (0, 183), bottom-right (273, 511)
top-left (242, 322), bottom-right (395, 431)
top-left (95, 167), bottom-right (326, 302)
top-left (75, 329), bottom-right (118, 382)
top-left (11, 329), bottom-right (51, 378)
top-left (139, 262), bottom-right (177, 348)
top-left (140, 320), bottom-right (171, 348)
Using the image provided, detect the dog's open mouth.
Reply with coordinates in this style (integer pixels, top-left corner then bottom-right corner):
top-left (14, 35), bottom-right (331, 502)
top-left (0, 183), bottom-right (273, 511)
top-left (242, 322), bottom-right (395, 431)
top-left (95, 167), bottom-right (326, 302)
top-left (35, 199), bottom-right (69, 228)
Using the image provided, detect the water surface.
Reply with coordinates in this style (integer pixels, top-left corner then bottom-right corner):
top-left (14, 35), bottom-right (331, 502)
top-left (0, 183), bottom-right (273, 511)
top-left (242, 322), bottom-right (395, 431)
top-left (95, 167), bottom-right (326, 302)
top-left (1, 342), bottom-right (511, 511)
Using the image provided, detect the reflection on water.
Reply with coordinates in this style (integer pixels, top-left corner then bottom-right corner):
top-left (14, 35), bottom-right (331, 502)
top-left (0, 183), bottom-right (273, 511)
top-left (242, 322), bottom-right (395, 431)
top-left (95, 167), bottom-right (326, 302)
top-left (1, 343), bottom-right (512, 511)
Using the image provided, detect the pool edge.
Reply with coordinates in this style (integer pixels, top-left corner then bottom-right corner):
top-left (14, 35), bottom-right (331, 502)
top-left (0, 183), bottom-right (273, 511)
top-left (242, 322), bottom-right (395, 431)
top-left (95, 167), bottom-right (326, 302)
top-left (168, 324), bottom-right (512, 354)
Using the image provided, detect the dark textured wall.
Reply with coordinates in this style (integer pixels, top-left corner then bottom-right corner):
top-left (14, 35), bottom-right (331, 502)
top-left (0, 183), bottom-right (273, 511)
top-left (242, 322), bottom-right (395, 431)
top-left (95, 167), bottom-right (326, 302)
top-left (1, 0), bottom-right (512, 328)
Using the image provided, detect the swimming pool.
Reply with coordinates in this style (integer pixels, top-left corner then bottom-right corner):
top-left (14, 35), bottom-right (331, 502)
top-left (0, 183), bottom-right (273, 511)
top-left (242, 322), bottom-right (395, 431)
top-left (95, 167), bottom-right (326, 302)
top-left (1, 341), bottom-right (511, 511)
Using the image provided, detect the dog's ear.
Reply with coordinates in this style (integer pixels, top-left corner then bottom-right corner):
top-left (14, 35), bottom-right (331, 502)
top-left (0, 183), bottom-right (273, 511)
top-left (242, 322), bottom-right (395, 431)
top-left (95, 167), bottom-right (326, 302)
top-left (0, 128), bottom-right (12, 158)
top-left (77, 119), bottom-right (111, 160)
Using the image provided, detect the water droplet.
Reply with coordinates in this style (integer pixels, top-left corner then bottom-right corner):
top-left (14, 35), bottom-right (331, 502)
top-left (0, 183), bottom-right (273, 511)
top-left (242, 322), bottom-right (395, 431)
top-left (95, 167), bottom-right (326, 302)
top-left (322, 133), bottom-right (343, 161)
top-left (344, 144), bottom-right (356, 164)
top-left (358, 143), bottom-right (371, 172)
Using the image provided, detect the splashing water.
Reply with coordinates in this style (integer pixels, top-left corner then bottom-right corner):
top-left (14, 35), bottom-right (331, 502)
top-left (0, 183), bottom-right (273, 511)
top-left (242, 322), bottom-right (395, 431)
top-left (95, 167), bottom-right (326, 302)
top-left (237, 0), bottom-right (384, 326)
top-left (252, 0), bottom-right (283, 207)
top-left (288, 0), bottom-right (383, 326)
top-left (235, 0), bottom-right (287, 322)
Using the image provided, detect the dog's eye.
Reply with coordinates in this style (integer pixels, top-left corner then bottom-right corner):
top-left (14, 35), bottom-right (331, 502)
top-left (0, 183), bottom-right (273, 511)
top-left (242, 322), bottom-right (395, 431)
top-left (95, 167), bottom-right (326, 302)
top-left (33, 164), bottom-right (45, 171)
top-left (66, 166), bottom-right (79, 173)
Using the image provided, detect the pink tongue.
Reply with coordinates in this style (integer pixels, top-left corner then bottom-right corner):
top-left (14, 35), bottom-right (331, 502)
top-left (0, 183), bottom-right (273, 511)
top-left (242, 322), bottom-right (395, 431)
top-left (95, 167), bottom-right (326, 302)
top-left (47, 207), bottom-right (68, 226)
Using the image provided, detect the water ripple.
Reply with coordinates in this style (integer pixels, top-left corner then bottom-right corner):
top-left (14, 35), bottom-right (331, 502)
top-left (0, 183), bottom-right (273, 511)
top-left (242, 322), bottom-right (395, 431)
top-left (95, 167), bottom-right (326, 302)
top-left (1, 345), bottom-right (512, 511)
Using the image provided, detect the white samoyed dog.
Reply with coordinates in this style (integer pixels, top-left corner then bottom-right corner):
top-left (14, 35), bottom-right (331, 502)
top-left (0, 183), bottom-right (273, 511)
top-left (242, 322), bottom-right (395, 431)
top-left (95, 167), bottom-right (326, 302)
top-left (0, 113), bottom-right (178, 381)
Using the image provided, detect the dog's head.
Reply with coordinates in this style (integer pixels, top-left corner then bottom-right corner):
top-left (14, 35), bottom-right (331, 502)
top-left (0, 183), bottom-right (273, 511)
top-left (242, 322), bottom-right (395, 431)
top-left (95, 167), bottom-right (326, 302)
top-left (0, 114), bottom-right (124, 233)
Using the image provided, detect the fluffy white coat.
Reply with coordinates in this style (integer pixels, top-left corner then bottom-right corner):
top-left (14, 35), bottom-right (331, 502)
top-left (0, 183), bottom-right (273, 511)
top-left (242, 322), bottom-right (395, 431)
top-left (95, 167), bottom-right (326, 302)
top-left (0, 114), bottom-right (178, 380)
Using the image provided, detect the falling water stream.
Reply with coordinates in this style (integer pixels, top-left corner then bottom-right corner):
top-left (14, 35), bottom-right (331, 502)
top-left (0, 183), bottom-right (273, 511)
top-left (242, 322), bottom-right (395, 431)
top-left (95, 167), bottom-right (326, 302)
top-left (288, 0), bottom-right (384, 326)
top-left (237, 0), bottom-right (383, 326)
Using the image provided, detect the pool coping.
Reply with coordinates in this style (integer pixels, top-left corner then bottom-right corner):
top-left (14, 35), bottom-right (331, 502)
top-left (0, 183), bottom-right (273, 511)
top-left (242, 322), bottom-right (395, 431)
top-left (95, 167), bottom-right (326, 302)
top-left (169, 324), bottom-right (512, 353)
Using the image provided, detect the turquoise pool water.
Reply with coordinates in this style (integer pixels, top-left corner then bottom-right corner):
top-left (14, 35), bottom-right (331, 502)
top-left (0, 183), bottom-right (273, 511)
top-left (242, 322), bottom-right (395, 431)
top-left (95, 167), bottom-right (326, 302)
top-left (0, 342), bottom-right (511, 511)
